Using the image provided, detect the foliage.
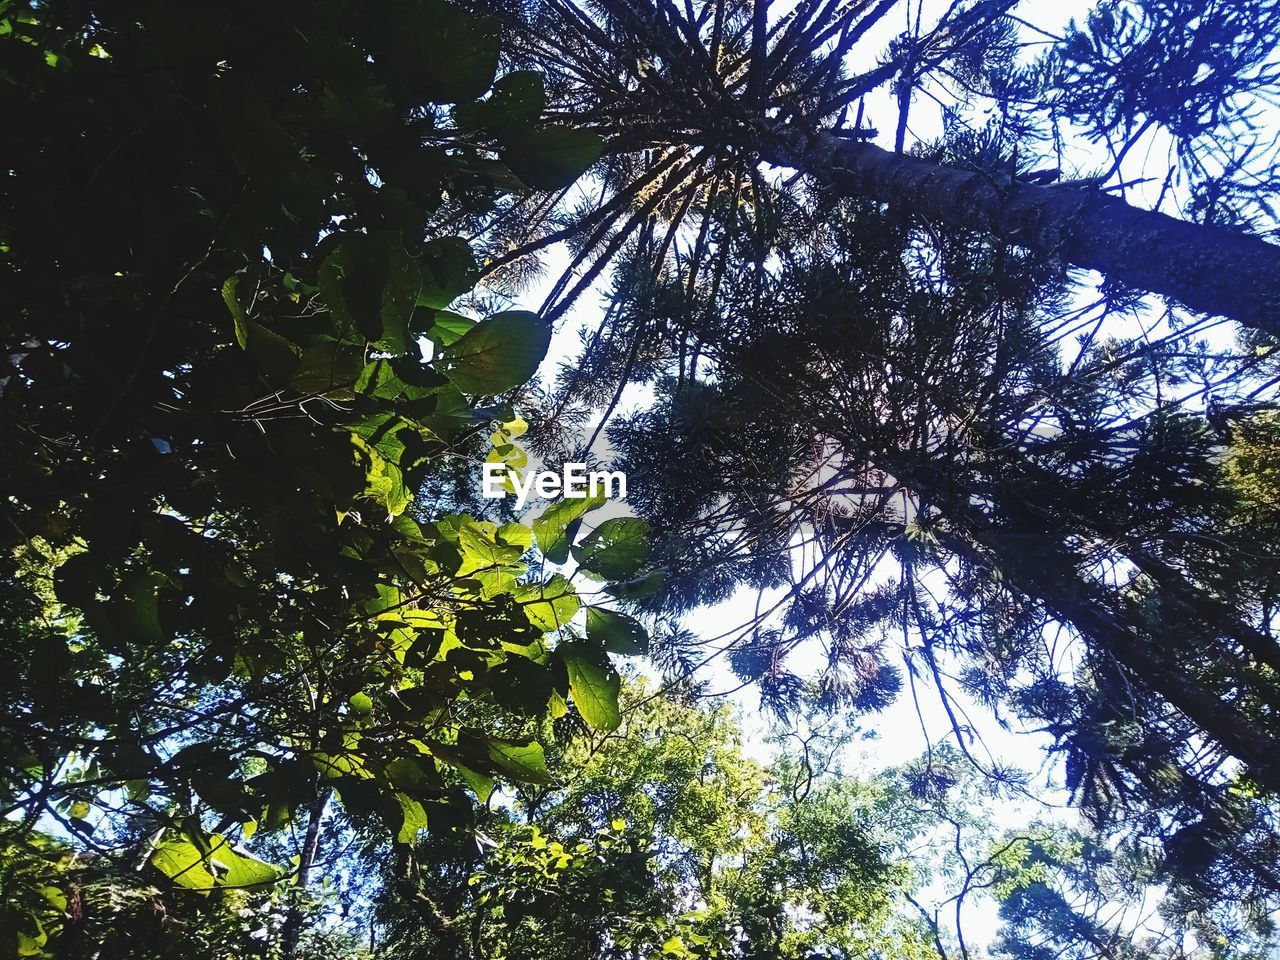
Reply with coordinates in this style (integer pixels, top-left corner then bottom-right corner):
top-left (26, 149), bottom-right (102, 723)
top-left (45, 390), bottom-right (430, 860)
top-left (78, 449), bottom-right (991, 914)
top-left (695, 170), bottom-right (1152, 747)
top-left (375, 680), bottom-right (935, 960)
top-left (584, 192), bottom-right (1280, 937)
top-left (0, 0), bottom-right (610, 954)
top-left (0, 828), bottom-right (366, 960)
top-left (6, 0), bottom-right (1280, 956)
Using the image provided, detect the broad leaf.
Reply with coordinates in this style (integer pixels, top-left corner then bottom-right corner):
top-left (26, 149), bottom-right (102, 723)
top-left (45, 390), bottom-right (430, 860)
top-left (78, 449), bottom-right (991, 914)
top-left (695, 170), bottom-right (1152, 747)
top-left (422, 309), bottom-right (476, 347)
top-left (223, 276), bottom-right (301, 383)
top-left (557, 641), bottom-right (621, 731)
top-left (573, 517), bottom-right (650, 580)
top-left (455, 70), bottom-right (545, 132)
top-left (418, 237), bottom-right (478, 310)
top-left (585, 606), bottom-right (649, 656)
top-left (319, 232), bottom-right (421, 351)
top-left (485, 738), bottom-right (551, 784)
top-left (533, 490), bottom-right (606, 564)
top-left (151, 835), bottom-right (283, 892)
top-left (514, 574), bottom-right (580, 631)
top-left (362, 0), bottom-right (500, 104)
top-left (396, 793), bottom-right (428, 844)
top-left (442, 310), bottom-right (551, 395)
top-left (501, 126), bottom-right (603, 190)
top-left (605, 568), bottom-right (666, 602)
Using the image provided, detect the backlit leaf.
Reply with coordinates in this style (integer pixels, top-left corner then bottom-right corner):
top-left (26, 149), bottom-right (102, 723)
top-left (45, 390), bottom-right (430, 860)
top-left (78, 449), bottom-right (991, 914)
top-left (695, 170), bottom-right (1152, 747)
top-left (501, 126), bottom-right (603, 190)
top-left (442, 310), bottom-right (551, 395)
top-left (573, 517), bottom-right (650, 580)
top-left (585, 607), bottom-right (649, 656)
top-left (557, 641), bottom-right (621, 731)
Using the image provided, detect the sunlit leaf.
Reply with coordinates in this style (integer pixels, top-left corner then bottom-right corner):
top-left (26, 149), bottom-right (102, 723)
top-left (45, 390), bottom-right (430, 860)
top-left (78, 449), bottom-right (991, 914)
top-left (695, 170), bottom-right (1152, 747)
top-left (557, 641), bottom-right (621, 731)
top-left (573, 517), bottom-right (650, 580)
top-left (442, 310), bottom-right (551, 395)
top-left (585, 606), bottom-right (649, 656)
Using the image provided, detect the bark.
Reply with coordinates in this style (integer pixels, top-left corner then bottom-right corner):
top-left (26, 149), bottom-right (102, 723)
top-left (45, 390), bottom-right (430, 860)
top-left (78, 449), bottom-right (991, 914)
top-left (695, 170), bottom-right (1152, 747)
top-left (281, 787), bottom-right (331, 960)
top-left (886, 454), bottom-right (1280, 792)
top-left (765, 131), bottom-right (1280, 336)
top-left (933, 518), bottom-right (1280, 792)
top-left (1007, 553), bottom-right (1280, 789)
top-left (1121, 544), bottom-right (1280, 675)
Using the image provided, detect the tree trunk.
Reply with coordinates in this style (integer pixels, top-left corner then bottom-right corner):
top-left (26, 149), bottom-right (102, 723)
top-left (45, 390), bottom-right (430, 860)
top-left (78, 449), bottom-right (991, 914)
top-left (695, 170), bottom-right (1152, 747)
top-left (884, 453), bottom-right (1280, 792)
top-left (926, 517), bottom-right (1280, 791)
top-left (766, 131), bottom-right (1280, 336)
top-left (281, 787), bottom-right (331, 960)
top-left (998, 548), bottom-right (1280, 789)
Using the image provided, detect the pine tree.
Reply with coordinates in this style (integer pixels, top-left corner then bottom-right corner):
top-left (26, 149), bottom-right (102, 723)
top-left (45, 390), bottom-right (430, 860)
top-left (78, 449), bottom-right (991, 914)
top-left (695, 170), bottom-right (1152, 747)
top-left (580, 193), bottom-right (1280, 904)
top-left (477, 0), bottom-right (1280, 332)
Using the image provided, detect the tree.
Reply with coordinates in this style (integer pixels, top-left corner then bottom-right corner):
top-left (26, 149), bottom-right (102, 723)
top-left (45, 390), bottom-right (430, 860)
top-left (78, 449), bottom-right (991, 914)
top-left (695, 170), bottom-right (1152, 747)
top-left (371, 688), bottom-right (1277, 959)
top-left (6, 0), bottom-right (1280, 955)
top-left (477, 0), bottom-right (1280, 333)
top-left (373, 679), bottom-right (935, 960)
top-left (447, 0), bottom-right (1280, 914)
top-left (0, 827), bottom-right (367, 960)
top-left (455, 4), bottom-right (1280, 851)
top-left (576, 189), bottom-right (1280, 909)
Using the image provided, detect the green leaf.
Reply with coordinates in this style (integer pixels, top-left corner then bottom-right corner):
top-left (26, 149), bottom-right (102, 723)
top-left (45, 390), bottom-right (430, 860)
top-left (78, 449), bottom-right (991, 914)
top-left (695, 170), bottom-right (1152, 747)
top-left (223, 275), bottom-right (252, 349)
top-left (223, 276), bottom-right (301, 383)
top-left (453, 765), bottom-right (496, 804)
top-left (312, 750), bottom-right (370, 779)
top-left (456, 70), bottom-right (545, 131)
top-left (216, 843), bottom-right (286, 890)
top-left (497, 522), bottom-right (533, 551)
top-left (16, 926), bottom-right (47, 956)
top-left (484, 737), bottom-right (551, 784)
top-left (455, 518), bottom-right (526, 596)
top-left (422, 309), bottom-right (476, 346)
top-left (418, 237), bottom-right (478, 310)
top-left (605, 568), bottom-right (666, 602)
top-left (347, 430), bottom-right (412, 518)
top-left (290, 337), bottom-right (367, 395)
top-left (364, 0), bottom-right (499, 105)
top-left (501, 126), bottom-right (602, 190)
top-left (533, 490), bottom-right (606, 564)
top-left (573, 517), bottom-right (650, 580)
top-left (442, 310), bottom-right (551, 395)
top-left (514, 574), bottom-right (580, 631)
top-left (318, 232), bottom-right (421, 350)
top-left (420, 384), bottom-right (477, 441)
top-left (585, 606), bottom-right (649, 656)
top-left (396, 793), bottom-right (428, 844)
top-left (110, 570), bottom-right (168, 645)
top-left (662, 936), bottom-right (695, 958)
top-left (488, 655), bottom-right (555, 713)
top-left (489, 71), bottom-right (546, 121)
top-left (151, 835), bottom-right (283, 892)
top-left (356, 357), bottom-right (425, 401)
top-left (462, 157), bottom-right (528, 191)
top-left (53, 551), bottom-right (102, 609)
top-left (558, 641), bottom-right (621, 731)
top-left (423, 740), bottom-right (496, 802)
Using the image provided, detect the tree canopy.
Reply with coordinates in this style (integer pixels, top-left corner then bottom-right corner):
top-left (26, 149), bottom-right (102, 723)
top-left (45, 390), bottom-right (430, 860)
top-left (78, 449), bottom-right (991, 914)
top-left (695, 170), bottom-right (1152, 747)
top-left (3, 0), bottom-right (1280, 957)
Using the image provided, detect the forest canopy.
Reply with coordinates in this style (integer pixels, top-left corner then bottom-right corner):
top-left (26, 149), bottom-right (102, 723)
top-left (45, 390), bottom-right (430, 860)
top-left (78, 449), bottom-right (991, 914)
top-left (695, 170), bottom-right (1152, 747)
top-left (1, 0), bottom-right (1279, 957)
